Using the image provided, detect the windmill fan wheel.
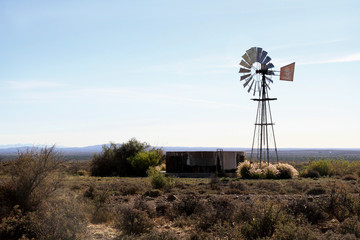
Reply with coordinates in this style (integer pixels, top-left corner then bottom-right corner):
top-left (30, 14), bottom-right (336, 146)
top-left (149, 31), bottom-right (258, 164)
top-left (239, 47), bottom-right (275, 96)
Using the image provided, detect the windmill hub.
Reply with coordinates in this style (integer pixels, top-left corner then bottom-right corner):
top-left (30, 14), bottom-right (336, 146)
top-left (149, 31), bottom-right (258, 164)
top-left (256, 68), bottom-right (270, 75)
top-left (238, 47), bottom-right (295, 165)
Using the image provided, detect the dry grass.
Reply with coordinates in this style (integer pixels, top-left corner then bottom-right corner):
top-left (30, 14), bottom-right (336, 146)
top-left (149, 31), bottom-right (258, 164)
top-left (2, 159), bottom-right (360, 239)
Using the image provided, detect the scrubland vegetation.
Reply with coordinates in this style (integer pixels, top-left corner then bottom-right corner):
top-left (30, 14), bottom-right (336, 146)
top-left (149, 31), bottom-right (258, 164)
top-left (1, 140), bottom-right (360, 239)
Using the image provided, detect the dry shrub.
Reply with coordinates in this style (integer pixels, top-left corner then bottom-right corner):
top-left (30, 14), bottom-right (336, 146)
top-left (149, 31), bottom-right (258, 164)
top-left (138, 230), bottom-right (179, 240)
top-left (283, 180), bottom-right (310, 194)
top-left (338, 217), bottom-right (360, 238)
top-left (0, 206), bottom-right (38, 240)
top-left (195, 196), bottom-right (235, 230)
top-left (0, 147), bottom-right (88, 240)
top-left (134, 196), bottom-right (155, 218)
top-left (173, 215), bottom-right (192, 228)
top-left (322, 182), bottom-right (358, 222)
top-left (155, 202), bottom-right (174, 219)
top-left (306, 187), bottom-right (327, 195)
top-left (272, 221), bottom-right (318, 240)
top-left (173, 194), bottom-right (205, 217)
top-left (237, 160), bottom-right (298, 179)
top-left (301, 169), bottom-right (320, 178)
top-left (6, 146), bottom-right (62, 213)
top-left (34, 197), bottom-right (87, 240)
top-left (119, 183), bottom-right (141, 195)
top-left (233, 202), bottom-right (254, 224)
top-left (115, 203), bottom-right (153, 235)
top-left (240, 201), bottom-right (287, 239)
top-left (343, 174), bottom-right (358, 181)
top-left (0, 197), bottom-right (87, 240)
top-left (256, 181), bottom-right (282, 193)
top-left (207, 221), bottom-right (243, 240)
top-left (229, 181), bottom-right (247, 191)
top-left (286, 197), bottom-right (326, 224)
top-left (209, 174), bottom-right (220, 190)
top-left (83, 185), bottom-right (112, 223)
top-left (144, 189), bottom-right (162, 198)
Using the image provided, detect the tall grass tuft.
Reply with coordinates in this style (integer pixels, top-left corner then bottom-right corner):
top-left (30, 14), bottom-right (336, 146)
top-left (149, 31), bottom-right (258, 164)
top-left (237, 160), bottom-right (299, 179)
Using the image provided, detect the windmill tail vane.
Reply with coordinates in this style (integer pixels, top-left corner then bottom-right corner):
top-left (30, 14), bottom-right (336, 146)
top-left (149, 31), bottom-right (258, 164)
top-left (238, 47), bottom-right (295, 165)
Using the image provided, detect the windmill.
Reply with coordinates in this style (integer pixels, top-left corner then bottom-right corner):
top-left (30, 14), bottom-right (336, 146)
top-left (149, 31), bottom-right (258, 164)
top-left (239, 47), bottom-right (295, 165)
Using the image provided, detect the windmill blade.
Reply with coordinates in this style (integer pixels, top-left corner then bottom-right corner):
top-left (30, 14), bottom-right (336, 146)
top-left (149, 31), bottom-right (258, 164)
top-left (265, 83), bottom-right (271, 90)
top-left (247, 79), bottom-right (255, 93)
top-left (243, 76), bottom-right (253, 87)
top-left (242, 53), bottom-right (252, 65)
top-left (259, 50), bottom-right (267, 63)
top-left (263, 56), bottom-right (271, 65)
top-left (256, 47), bottom-right (262, 62)
top-left (240, 73), bottom-right (251, 81)
top-left (266, 63), bottom-right (274, 69)
top-left (239, 68), bottom-right (251, 73)
top-left (246, 47), bottom-right (257, 64)
top-left (239, 60), bottom-right (251, 69)
top-left (261, 64), bottom-right (267, 71)
top-left (267, 71), bottom-right (275, 75)
top-left (253, 81), bottom-right (257, 96)
top-left (265, 76), bottom-right (273, 83)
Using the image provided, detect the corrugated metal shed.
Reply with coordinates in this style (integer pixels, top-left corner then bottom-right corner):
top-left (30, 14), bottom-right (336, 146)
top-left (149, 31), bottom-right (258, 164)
top-left (166, 151), bottom-right (245, 175)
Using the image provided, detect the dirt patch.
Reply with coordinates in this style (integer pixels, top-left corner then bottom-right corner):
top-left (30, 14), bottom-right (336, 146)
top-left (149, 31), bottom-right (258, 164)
top-left (87, 224), bottom-right (118, 240)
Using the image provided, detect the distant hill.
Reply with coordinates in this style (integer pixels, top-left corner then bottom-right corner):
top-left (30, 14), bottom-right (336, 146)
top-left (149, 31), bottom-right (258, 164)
top-left (0, 144), bottom-right (359, 162)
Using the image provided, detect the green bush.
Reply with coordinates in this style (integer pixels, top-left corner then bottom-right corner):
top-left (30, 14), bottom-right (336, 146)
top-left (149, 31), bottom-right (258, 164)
top-left (304, 159), bottom-right (360, 178)
top-left (331, 159), bottom-right (351, 176)
top-left (307, 159), bottom-right (331, 176)
top-left (127, 149), bottom-right (163, 176)
top-left (91, 138), bottom-right (163, 177)
top-left (147, 167), bottom-right (173, 190)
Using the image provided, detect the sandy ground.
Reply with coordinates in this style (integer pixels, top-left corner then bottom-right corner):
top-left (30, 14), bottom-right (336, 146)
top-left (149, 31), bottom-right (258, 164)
top-left (87, 224), bottom-right (118, 240)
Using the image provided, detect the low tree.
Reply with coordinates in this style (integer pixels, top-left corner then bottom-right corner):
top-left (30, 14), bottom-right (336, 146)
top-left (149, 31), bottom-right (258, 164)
top-left (90, 138), bottom-right (162, 177)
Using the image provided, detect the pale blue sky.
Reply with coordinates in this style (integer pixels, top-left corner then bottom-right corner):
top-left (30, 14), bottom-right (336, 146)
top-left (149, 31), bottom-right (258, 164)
top-left (0, 0), bottom-right (359, 148)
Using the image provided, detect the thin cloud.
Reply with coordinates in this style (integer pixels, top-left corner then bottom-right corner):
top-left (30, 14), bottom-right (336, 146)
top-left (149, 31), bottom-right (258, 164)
top-left (145, 55), bottom-right (235, 75)
top-left (12, 86), bottom-right (239, 109)
top-left (269, 39), bottom-right (344, 51)
top-left (75, 87), bottom-right (239, 108)
top-left (8, 80), bottom-right (67, 89)
top-left (298, 52), bottom-right (360, 65)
